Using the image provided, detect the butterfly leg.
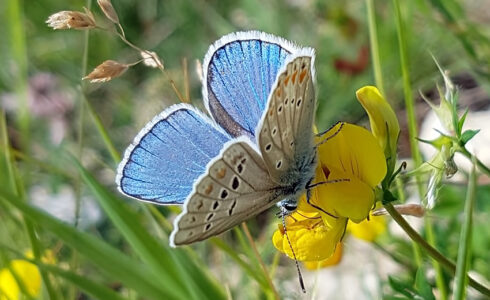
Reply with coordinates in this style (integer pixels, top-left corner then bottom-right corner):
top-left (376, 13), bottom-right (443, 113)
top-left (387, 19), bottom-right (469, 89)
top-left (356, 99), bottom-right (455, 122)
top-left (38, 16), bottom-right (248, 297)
top-left (305, 187), bottom-right (338, 219)
top-left (306, 178), bottom-right (350, 189)
top-left (315, 121), bottom-right (345, 147)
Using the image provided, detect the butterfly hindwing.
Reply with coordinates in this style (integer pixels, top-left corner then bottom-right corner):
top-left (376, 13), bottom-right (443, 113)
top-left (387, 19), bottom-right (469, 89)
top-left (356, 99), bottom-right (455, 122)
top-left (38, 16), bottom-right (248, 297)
top-left (257, 55), bottom-right (316, 184)
top-left (171, 138), bottom-right (281, 246)
top-left (203, 31), bottom-right (305, 139)
top-left (116, 104), bottom-right (231, 204)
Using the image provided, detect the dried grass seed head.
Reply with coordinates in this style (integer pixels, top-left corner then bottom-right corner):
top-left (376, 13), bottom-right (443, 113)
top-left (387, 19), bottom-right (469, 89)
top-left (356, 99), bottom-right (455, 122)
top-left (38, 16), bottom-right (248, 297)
top-left (140, 51), bottom-right (164, 69)
top-left (97, 0), bottom-right (120, 24)
top-left (46, 8), bottom-right (96, 30)
top-left (83, 60), bottom-right (128, 83)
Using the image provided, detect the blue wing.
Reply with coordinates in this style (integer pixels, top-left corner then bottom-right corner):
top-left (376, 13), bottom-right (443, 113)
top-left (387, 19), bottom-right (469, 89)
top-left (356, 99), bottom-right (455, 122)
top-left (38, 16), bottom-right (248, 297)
top-left (116, 104), bottom-right (231, 204)
top-left (202, 31), bottom-right (304, 139)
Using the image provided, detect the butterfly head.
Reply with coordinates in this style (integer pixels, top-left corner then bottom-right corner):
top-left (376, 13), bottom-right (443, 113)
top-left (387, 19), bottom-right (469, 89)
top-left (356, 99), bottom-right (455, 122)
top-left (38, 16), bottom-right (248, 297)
top-left (279, 198), bottom-right (298, 214)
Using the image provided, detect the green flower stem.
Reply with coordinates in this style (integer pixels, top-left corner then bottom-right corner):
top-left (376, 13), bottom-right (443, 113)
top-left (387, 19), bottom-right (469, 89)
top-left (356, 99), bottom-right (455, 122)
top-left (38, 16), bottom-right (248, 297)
top-left (459, 147), bottom-right (490, 177)
top-left (385, 203), bottom-right (490, 297)
top-left (395, 178), bottom-right (423, 266)
top-left (366, 0), bottom-right (385, 96)
top-left (453, 159), bottom-right (476, 299)
top-left (392, 0), bottom-right (446, 297)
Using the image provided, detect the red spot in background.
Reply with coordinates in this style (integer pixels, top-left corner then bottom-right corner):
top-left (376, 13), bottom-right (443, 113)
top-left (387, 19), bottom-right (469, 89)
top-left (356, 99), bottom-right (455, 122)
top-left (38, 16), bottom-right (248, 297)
top-left (334, 46), bottom-right (369, 76)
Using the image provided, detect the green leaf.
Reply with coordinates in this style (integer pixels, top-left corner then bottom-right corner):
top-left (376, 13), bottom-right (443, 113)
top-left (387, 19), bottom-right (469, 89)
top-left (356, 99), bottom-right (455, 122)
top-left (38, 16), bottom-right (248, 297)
top-left (457, 109), bottom-right (469, 136)
top-left (0, 187), bottom-right (174, 300)
top-left (382, 189), bottom-right (398, 205)
top-left (460, 129), bottom-right (480, 145)
top-left (388, 276), bottom-right (424, 300)
top-left (415, 268), bottom-right (436, 300)
top-left (75, 160), bottom-right (226, 300)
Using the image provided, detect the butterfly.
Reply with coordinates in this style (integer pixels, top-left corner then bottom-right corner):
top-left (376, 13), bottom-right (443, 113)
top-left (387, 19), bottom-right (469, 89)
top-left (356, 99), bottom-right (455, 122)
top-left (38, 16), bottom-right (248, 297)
top-left (116, 31), bottom-right (319, 247)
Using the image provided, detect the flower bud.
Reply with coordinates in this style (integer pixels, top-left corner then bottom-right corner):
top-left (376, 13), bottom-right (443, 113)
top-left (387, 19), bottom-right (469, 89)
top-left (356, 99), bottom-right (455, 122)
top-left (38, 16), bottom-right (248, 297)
top-left (356, 86), bottom-right (400, 179)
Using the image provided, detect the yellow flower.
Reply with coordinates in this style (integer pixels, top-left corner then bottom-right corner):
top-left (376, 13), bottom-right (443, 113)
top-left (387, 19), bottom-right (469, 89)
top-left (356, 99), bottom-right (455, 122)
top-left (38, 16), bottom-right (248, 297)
top-left (356, 86), bottom-right (400, 178)
top-left (273, 122), bottom-right (386, 261)
top-left (304, 242), bottom-right (343, 270)
top-left (0, 251), bottom-right (55, 300)
top-left (272, 85), bottom-right (396, 263)
top-left (348, 215), bottom-right (387, 242)
top-left (0, 261), bottom-right (41, 300)
top-left (313, 123), bottom-right (387, 222)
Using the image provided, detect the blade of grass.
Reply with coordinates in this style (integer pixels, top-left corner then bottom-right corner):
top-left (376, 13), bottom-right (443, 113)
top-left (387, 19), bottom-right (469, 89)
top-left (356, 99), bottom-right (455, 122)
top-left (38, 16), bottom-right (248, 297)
top-left (241, 223), bottom-right (279, 300)
top-left (453, 158), bottom-right (476, 299)
top-left (0, 187), bottom-right (177, 299)
top-left (83, 96), bottom-right (121, 165)
top-left (209, 237), bottom-right (267, 287)
top-left (41, 263), bottom-right (128, 300)
top-left (392, 0), bottom-right (447, 297)
top-left (1, 110), bottom-right (58, 300)
top-left (76, 159), bottom-right (226, 300)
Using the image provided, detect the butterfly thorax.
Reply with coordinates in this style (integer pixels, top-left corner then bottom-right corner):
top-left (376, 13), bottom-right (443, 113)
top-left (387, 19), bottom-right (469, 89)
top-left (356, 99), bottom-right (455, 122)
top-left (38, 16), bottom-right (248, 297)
top-left (277, 147), bottom-right (317, 211)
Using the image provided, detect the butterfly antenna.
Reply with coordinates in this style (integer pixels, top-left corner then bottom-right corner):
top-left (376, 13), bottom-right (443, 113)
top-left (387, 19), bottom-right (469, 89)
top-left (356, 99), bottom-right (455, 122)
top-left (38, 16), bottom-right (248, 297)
top-left (315, 121), bottom-right (345, 147)
top-left (281, 208), bottom-right (306, 293)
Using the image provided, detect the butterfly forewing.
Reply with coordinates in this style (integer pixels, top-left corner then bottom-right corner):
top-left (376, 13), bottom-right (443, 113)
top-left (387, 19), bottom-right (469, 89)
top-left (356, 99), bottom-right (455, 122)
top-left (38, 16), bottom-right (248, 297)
top-left (258, 56), bottom-right (316, 185)
top-left (171, 139), bottom-right (281, 246)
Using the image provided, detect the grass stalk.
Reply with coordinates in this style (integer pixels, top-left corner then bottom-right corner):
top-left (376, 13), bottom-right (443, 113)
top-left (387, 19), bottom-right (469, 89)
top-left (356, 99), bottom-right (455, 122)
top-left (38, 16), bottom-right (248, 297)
top-left (453, 159), bottom-right (476, 299)
top-left (241, 223), bottom-right (280, 300)
top-left (392, 0), bottom-right (446, 297)
top-left (6, 0), bottom-right (29, 149)
top-left (366, 0), bottom-right (385, 96)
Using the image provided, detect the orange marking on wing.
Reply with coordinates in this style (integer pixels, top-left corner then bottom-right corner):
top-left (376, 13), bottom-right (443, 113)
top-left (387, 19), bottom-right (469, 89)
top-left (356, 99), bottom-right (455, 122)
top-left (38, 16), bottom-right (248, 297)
top-left (284, 75), bottom-right (290, 85)
top-left (276, 89), bottom-right (281, 97)
top-left (216, 168), bottom-right (226, 179)
top-left (299, 69), bottom-right (308, 83)
top-left (291, 71), bottom-right (298, 84)
top-left (204, 184), bottom-right (213, 195)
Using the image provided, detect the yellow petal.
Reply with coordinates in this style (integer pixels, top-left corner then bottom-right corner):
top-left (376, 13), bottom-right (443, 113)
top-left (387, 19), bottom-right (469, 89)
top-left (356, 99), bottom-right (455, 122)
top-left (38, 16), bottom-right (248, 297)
top-left (317, 123), bottom-right (386, 187)
top-left (0, 268), bottom-right (19, 300)
top-left (348, 215), bottom-right (387, 241)
top-left (273, 217), bottom-right (347, 261)
top-left (356, 86), bottom-right (400, 174)
top-left (0, 260), bottom-right (41, 299)
top-left (315, 123), bottom-right (386, 221)
top-left (304, 242), bottom-right (343, 270)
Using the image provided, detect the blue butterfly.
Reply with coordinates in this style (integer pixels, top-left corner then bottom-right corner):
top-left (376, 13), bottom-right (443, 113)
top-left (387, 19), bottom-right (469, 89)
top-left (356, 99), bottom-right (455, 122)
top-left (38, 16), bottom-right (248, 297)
top-left (116, 31), bottom-right (318, 246)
